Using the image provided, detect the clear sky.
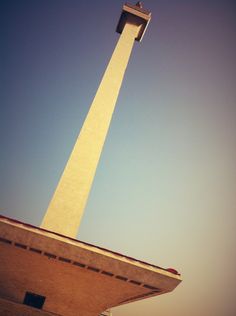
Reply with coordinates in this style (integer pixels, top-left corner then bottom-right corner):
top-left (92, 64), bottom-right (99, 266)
top-left (1, 1), bottom-right (236, 315)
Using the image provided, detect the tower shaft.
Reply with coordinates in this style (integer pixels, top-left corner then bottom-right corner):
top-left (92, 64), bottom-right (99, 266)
top-left (41, 22), bottom-right (141, 238)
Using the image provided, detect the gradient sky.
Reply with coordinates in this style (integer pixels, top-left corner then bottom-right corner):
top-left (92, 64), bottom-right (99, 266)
top-left (1, 1), bottom-right (236, 315)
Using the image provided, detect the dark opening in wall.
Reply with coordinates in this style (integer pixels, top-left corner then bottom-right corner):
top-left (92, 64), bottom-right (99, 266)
top-left (23, 292), bottom-right (46, 309)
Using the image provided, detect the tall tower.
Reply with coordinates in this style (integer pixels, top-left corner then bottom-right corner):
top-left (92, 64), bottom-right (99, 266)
top-left (40, 2), bottom-right (151, 238)
top-left (0, 3), bottom-right (181, 316)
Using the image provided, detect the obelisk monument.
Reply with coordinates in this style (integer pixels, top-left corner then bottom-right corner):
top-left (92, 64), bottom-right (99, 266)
top-left (0, 4), bottom-right (181, 316)
top-left (41, 2), bottom-right (151, 238)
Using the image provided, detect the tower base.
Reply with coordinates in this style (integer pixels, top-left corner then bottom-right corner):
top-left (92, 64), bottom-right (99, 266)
top-left (0, 216), bottom-right (181, 316)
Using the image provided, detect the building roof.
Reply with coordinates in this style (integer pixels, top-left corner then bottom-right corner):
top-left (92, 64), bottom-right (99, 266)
top-left (0, 215), bottom-right (181, 316)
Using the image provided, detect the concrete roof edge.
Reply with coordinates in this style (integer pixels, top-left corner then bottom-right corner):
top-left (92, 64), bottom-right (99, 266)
top-left (0, 214), bottom-right (181, 277)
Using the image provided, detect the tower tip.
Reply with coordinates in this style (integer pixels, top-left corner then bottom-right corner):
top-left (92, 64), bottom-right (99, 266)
top-left (135, 1), bottom-right (143, 8)
top-left (116, 2), bottom-right (151, 42)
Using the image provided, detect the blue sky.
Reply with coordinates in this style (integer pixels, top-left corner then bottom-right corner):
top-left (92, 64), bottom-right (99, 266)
top-left (1, 1), bottom-right (236, 315)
